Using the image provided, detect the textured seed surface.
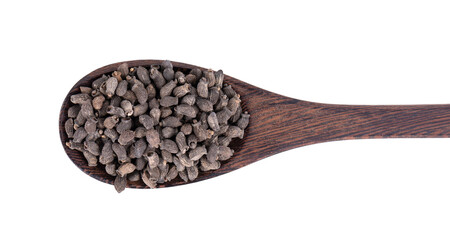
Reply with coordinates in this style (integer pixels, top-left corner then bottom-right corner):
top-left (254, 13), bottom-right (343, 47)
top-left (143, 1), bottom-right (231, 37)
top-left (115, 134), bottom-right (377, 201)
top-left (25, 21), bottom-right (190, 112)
top-left (66, 61), bottom-right (249, 192)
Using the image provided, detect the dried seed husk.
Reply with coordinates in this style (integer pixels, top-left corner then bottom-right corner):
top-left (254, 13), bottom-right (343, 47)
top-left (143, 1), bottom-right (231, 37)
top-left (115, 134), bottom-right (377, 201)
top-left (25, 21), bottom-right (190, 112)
top-left (146, 84), bottom-right (156, 99)
top-left (158, 163), bottom-right (169, 183)
top-left (114, 175), bottom-right (127, 193)
top-left (215, 94), bottom-right (229, 111)
top-left (83, 118), bottom-right (96, 135)
top-left (185, 74), bottom-right (197, 85)
top-left (160, 107), bottom-right (172, 118)
top-left (110, 96), bottom-right (122, 107)
top-left (117, 162), bottom-right (136, 177)
top-left (112, 143), bottom-right (128, 162)
top-left (187, 134), bottom-right (198, 149)
top-left (136, 66), bottom-right (151, 85)
top-left (112, 71), bottom-right (122, 81)
top-left (74, 110), bottom-right (87, 127)
top-left (133, 103), bottom-right (148, 117)
top-left (181, 94), bottom-right (196, 106)
top-left (148, 98), bottom-right (160, 109)
top-left (176, 132), bottom-right (189, 154)
top-left (161, 150), bottom-right (173, 163)
top-left (207, 144), bottom-right (219, 162)
top-left (85, 129), bottom-right (102, 141)
top-left (150, 68), bottom-right (165, 89)
top-left (160, 139), bottom-right (179, 154)
top-left (179, 170), bottom-right (188, 182)
top-left (117, 63), bottom-right (129, 78)
top-left (105, 77), bottom-right (118, 98)
top-left (175, 104), bottom-right (196, 118)
top-left (73, 127), bottom-right (88, 143)
top-left (84, 140), bottom-right (100, 156)
top-left (161, 116), bottom-right (182, 127)
top-left (66, 140), bottom-right (84, 152)
top-left (147, 164), bottom-right (161, 179)
top-left (173, 84), bottom-right (190, 98)
top-left (133, 138), bottom-right (147, 158)
top-left (135, 157), bottom-right (147, 171)
top-left (187, 166), bottom-right (199, 181)
top-left (83, 150), bottom-right (98, 167)
top-left (227, 95), bottom-right (241, 115)
top-left (70, 93), bottom-right (91, 104)
top-left (237, 112), bottom-right (250, 129)
top-left (226, 126), bottom-right (244, 139)
top-left (104, 128), bottom-right (119, 142)
top-left (214, 70), bottom-right (224, 88)
top-left (178, 153), bottom-right (194, 167)
top-left (160, 80), bottom-right (177, 98)
top-left (196, 98), bottom-right (214, 112)
top-left (146, 129), bottom-right (160, 149)
top-left (118, 100), bottom-right (132, 117)
top-left (139, 114), bottom-right (154, 130)
top-left (65, 118), bottom-right (74, 138)
top-left (200, 157), bottom-right (221, 171)
top-left (80, 87), bottom-right (92, 94)
top-left (218, 136), bottom-right (232, 146)
top-left (207, 112), bottom-right (220, 131)
top-left (166, 166), bottom-right (178, 182)
top-left (161, 60), bottom-right (173, 70)
top-left (118, 130), bottom-right (135, 146)
top-left (180, 123), bottom-right (192, 135)
top-left (190, 68), bottom-right (203, 80)
top-left (105, 163), bottom-right (117, 176)
top-left (142, 169), bottom-right (157, 189)
top-left (131, 82), bottom-right (148, 105)
top-left (231, 105), bottom-right (242, 123)
top-left (160, 96), bottom-right (178, 107)
top-left (223, 85), bottom-right (236, 98)
top-left (163, 68), bottom-right (175, 81)
top-left (122, 90), bottom-right (137, 104)
top-left (98, 100), bottom-right (109, 117)
top-left (188, 145), bottom-right (207, 161)
top-left (92, 95), bottom-right (105, 110)
top-left (116, 80), bottom-right (128, 96)
top-left (80, 102), bottom-right (94, 119)
top-left (197, 78), bottom-right (209, 98)
top-left (162, 127), bottom-right (177, 139)
top-left (134, 127), bottom-right (146, 138)
top-left (107, 106), bottom-right (126, 118)
top-left (209, 87), bottom-right (220, 104)
top-left (100, 141), bottom-right (114, 164)
top-left (104, 115), bottom-right (119, 129)
top-left (175, 71), bottom-right (185, 80)
top-left (205, 69), bottom-right (216, 87)
top-left (128, 170), bottom-right (141, 182)
top-left (216, 107), bottom-right (233, 125)
top-left (149, 108), bottom-right (161, 125)
top-left (68, 105), bottom-right (81, 118)
top-left (173, 156), bottom-right (185, 172)
top-left (192, 121), bottom-right (214, 142)
top-left (218, 146), bottom-right (234, 161)
top-left (92, 75), bottom-right (108, 89)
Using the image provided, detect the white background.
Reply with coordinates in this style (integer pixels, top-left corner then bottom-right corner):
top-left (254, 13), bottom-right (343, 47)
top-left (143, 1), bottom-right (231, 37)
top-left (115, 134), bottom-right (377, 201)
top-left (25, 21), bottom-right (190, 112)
top-left (1, 1), bottom-right (450, 239)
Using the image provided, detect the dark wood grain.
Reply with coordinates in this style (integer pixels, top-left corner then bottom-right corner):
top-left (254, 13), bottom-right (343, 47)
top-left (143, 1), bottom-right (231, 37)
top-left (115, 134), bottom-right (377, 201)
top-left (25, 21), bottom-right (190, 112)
top-left (59, 60), bottom-right (450, 189)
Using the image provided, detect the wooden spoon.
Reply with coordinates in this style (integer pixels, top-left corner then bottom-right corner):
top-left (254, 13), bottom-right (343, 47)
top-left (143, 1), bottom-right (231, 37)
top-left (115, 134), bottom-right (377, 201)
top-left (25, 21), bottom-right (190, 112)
top-left (59, 60), bottom-right (450, 189)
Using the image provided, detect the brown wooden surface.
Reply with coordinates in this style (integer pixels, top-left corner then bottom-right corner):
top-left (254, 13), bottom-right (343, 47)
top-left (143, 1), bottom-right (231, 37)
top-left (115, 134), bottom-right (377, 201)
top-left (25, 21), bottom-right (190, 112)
top-left (59, 60), bottom-right (450, 189)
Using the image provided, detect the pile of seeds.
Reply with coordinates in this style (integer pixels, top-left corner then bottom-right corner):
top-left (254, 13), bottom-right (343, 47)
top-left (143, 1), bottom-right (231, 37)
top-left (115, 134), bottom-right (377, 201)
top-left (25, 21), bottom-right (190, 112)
top-left (65, 61), bottom-right (249, 192)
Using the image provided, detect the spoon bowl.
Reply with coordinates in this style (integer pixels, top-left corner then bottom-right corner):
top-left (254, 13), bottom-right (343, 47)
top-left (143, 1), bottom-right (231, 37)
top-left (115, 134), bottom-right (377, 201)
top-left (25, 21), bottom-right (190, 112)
top-left (60, 60), bottom-right (450, 188)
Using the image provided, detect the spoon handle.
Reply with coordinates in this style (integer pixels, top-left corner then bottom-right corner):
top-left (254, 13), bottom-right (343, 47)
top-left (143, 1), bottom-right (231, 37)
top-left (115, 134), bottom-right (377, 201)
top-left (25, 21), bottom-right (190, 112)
top-left (316, 104), bottom-right (450, 141)
top-left (240, 93), bottom-right (450, 164)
